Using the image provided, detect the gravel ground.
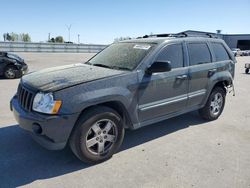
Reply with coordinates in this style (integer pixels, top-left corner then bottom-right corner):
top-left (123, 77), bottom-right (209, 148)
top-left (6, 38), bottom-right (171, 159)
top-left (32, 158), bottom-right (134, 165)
top-left (0, 53), bottom-right (249, 188)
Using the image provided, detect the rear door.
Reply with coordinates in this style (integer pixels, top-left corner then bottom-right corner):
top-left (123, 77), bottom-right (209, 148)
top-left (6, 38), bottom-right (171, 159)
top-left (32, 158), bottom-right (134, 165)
top-left (186, 42), bottom-right (216, 107)
top-left (138, 43), bottom-right (188, 122)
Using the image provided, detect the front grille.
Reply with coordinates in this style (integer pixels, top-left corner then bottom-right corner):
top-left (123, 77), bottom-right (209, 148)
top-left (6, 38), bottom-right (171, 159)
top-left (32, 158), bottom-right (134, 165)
top-left (17, 84), bottom-right (35, 111)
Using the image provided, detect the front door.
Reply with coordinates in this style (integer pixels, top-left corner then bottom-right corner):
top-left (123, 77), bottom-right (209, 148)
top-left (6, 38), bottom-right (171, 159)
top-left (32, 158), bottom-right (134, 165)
top-left (138, 43), bottom-right (188, 122)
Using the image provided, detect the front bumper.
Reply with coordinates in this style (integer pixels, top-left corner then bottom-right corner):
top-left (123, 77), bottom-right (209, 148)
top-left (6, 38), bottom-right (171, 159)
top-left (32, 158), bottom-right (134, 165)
top-left (21, 65), bottom-right (28, 75)
top-left (11, 95), bottom-right (79, 150)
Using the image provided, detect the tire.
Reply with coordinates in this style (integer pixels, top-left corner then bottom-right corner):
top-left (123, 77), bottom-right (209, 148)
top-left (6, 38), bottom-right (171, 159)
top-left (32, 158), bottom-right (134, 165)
top-left (245, 68), bottom-right (249, 74)
top-left (199, 87), bottom-right (226, 121)
top-left (4, 65), bottom-right (17, 79)
top-left (69, 106), bottom-right (125, 163)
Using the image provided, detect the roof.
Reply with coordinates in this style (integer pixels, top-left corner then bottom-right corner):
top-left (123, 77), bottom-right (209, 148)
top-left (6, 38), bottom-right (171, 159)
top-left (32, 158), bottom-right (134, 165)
top-left (120, 36), bottom-right (223, 44)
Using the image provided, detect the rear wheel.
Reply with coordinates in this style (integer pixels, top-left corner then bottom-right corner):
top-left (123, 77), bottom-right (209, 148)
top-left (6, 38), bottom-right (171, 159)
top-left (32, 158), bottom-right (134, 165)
top-left (69, 106), bottom-right (125, 163)
top-left (199, 87), bottom-right (226, 121)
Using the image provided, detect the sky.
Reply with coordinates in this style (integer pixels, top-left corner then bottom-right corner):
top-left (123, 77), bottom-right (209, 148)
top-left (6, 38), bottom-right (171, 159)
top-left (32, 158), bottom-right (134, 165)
top-left (0, 0), bottom-right (250, 44)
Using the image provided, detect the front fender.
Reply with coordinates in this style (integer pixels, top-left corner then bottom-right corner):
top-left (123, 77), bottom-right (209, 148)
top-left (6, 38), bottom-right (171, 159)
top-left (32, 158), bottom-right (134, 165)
top-left (74, 87), bottom-right (133, 112)
top-left (58, 86), bottom-right (139, 126)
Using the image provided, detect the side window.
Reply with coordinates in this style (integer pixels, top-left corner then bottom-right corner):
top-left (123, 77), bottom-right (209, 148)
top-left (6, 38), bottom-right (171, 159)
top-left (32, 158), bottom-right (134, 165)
top-left (187, 43), bottom-right (212, 66)
top-left (211, 43), bottom-right (230, 61)
top-left (156, 44), bottom-right (183, 69)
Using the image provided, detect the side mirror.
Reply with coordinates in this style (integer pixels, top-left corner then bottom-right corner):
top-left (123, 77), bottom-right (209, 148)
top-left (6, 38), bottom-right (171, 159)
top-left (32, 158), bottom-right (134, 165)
top-left (146, 61), bottom-right (172, 74)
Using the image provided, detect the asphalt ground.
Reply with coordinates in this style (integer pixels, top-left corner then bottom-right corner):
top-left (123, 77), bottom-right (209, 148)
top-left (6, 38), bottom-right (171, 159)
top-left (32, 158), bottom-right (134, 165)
top-left (0, 53), bottom-right (249, 188)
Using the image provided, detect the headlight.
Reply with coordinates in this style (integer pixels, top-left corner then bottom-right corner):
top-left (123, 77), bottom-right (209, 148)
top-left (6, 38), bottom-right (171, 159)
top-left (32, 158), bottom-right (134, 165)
top-left (14, 62), bottom-right (21, 66)
top-left (32, 92), bottom-right (62, 114)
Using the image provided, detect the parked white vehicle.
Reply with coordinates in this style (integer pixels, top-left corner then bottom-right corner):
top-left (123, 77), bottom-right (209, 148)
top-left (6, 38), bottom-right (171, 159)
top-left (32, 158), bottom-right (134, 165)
top-left (231, 48), bottom-right (243, 56)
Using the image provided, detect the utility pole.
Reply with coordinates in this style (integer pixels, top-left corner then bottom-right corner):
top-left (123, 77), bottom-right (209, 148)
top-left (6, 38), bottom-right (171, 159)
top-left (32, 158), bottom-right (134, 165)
top-left (66, 24), bottom-right (72, 42)
top-left (48, 33), bottom-right (50, 42)
top-left (78, 34), bottom-right (80, 44)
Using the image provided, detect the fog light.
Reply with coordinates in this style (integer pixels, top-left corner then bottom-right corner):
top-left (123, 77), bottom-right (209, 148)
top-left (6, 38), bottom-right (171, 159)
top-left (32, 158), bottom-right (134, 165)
top-left (32, 123), bottom-right (42, 134)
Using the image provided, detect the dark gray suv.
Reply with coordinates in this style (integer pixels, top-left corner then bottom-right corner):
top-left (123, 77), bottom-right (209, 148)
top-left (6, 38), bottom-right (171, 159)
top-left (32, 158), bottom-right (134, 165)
top-left (11, 34), bottom-right (236, 163)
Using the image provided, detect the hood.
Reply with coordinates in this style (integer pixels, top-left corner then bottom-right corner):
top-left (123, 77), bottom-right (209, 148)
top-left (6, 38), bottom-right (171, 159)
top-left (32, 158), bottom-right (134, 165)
top-left (7, 53), bottom-right (24, 63)
top-left (22, 63), bottom-right (125, 92)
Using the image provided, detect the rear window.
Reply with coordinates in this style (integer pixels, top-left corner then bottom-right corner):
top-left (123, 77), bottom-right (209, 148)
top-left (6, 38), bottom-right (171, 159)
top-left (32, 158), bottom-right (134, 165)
top-left (211, 43), bottom-right (230, 61)
top-left (187, 43), bottom-right (212, 66)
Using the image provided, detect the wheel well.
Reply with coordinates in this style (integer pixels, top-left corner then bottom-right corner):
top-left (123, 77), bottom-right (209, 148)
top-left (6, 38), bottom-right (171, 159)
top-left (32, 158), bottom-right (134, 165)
top-left (5, 64), bottom-right (17, 69)
top-left (4, 64), bottom-right (20, 73)
top-left (77, 101), bottom-right (133, 129)
top-left (212, 80), bottom-right (231, 93)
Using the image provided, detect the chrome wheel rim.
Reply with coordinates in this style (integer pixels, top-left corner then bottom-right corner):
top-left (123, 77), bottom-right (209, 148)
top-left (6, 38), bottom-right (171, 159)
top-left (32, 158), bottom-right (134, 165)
top-left (210, 93), bottom-right (223, 116)
top-left (85, 119), bottom-right (117, 155)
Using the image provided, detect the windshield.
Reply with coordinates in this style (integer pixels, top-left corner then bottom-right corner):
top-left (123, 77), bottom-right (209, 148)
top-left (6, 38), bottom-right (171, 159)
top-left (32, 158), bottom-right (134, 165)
top-left (7, 53), bottom-right (23, 61)
top-left (87, 42), bottom-right (155, 70)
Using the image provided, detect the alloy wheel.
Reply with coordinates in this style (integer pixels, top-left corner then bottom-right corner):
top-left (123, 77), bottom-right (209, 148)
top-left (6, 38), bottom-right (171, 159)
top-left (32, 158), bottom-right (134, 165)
top-left (210, 93), bottom-right (223, 116)
top-left (85, 119), bottom-right (117, 155)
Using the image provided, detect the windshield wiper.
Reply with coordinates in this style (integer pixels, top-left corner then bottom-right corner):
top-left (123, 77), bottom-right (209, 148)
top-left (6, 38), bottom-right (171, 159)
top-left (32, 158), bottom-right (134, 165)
top-left (111, 66), bottom-right (131, 71)
top-left (92, 63), bottom-right (113, 69)
top-left (92, 63), bottom-right (130, 71)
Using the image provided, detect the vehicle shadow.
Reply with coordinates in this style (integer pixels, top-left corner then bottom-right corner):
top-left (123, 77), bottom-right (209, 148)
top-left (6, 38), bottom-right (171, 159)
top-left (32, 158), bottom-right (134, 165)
top-left (0, 111), bottom-right (206, 187)
top-left (0, 75), bottom-right (21, 80)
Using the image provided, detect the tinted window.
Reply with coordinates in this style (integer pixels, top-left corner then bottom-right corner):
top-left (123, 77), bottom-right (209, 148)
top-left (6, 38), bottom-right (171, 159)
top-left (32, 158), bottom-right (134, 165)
top-left (188, 43), bottom-right (212, 66)
top-left (211, 43), bottom-right (230, 61)
top-left (156, 44), bottom-right (183, 68)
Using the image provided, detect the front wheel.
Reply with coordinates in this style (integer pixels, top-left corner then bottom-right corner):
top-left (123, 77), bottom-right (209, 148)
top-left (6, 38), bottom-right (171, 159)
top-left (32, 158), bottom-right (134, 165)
top-left (245, 68), bottom-right (249, 74)
top-left (4, 66), bottom-right (17, 79)
top-left (69, 106), bottom-right (125, 163)
top-left (199, 87), bottom-right (226, 121)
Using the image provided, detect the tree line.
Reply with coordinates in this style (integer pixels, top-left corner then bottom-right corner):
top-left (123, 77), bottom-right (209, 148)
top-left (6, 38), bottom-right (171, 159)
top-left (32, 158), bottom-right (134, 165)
top-left (3, 33), bottom-right (31, 42)
top-left (3, 32), bottom-right (65, 43)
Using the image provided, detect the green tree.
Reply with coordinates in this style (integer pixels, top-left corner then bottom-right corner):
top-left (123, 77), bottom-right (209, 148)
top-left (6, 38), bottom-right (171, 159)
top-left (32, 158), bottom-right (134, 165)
top-left (6, 33), bottom-right (12, 41)
top-left (20, 33), bottom-right (31, 42)
top-left (3, 33), bottom-right (7, 41)
top-left (49, 38), bottom-right (55, 43)
top-left (55, 36), bottom-right (64, 43)
top-left (10, 32), bottom-right (19, 41)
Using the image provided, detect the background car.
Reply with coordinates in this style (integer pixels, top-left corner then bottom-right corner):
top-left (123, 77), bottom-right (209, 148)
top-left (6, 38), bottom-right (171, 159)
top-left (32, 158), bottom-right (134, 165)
top-left (242, 50), bottom-right (250, 56)
top-left (0, 52), bottom-right (28, 79)
top-left (231, 48), bottom-right (243, 56)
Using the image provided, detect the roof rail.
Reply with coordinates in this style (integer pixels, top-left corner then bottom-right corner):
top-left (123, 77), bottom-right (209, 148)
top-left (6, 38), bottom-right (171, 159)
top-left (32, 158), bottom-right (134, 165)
top-left (138, 32), bottom-right (218, 39)
top-left (141, 32), bottom-right (187, 38)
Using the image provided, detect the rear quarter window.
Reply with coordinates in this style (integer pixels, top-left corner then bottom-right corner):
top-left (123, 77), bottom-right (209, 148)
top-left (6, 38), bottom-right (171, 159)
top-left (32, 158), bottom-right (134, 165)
top-left (211, 43), bottom-right (230, 61)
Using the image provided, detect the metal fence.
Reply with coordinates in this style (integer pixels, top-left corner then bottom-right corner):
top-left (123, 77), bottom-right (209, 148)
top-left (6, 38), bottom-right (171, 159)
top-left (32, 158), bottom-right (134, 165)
top-left (0, 41), bottom-right (107, 53)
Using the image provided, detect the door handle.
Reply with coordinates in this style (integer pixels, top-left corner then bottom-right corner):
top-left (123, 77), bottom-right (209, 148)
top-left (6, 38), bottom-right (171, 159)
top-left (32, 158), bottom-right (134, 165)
top-left (176, 75), bottom-right (188, 80)
top-left (208, 68), bottom-right (217, 77)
